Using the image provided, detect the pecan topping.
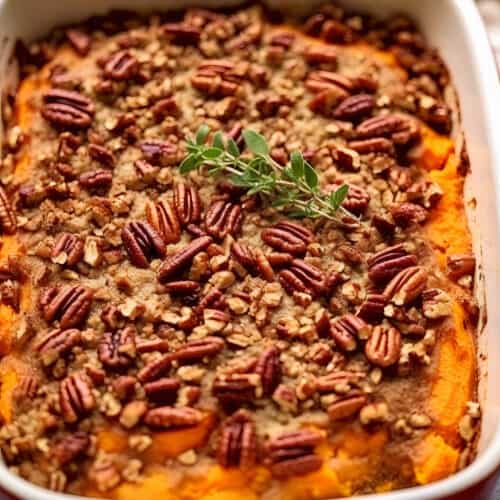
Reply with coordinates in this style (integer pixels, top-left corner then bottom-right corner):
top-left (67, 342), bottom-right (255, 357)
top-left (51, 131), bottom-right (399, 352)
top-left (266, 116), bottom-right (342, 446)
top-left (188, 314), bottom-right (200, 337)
top-left (255, 345), bottom-right (281, 395)
top-left (146, 200), bottom-right (181, 244)
top-left (122, 221), bottom-right (166, 268)
top-left (217, 410), bottom-right (257, 468)
top-left (383, 266), bottom-right (427, 306)
top-left (163, 23), bottom-right (201, 45)
top-left (0, 280), bottom-right (20, 312)
top-left (204, 200), bottom-right (242, 240)
top-left (391, 202), bottom-right (428, 227)
top-left (196, 288), bottom-right (227, 314)
top-left (328, 392), bottom-right (368, 421)
top-left (356, 114), bottom-right (419, 146)
top-left (164, 280), bottom-right (200, 296)
top-left (98, 327), bottom-right (136, 370)
top-left (173, 183), bottom-right (202, 226)
top-left (52, 432), bottom-right (90, 466)
top-left (358, 293), bottom-right (387, 324)
top-left (279, 259), bottom-right (326, 297)
top-left (36, 328), bottom-right (81, 366)
top-left (51, 233), bottom-right (84, 266)
top-left (65, 29), bottom-right (91, 56)
top-left (172, 336), bottom-right (225, 363)
top-left (365, 326), bottom-right (401, 367)
top-left (266, 430), bottom-right (323, 478)
top-left (422, 288), bottom-right (452, 319)
top-left (79, 169), bottom-right (113, 190)
top-left (191, 60), bottom-right (242, 97)
top-left (231, 241), bottom-right (257, 274)
top-left (349, 137), bottom-right (395, 155)
top-left (315, 371), bottom-right (363, 393)
top-left (140, 140), bottom-right (178, 166)
top-left (144, 406), bottom-right (203, 429)
top-left (341, 184), bottom-right (370, 215)
top-left (88, 143), bottom-right (115, 167)
top-left (303, 45), bottom-right (337, 65)
top-left (144, 378), bottom-right (180, 404)
top-left (157, 236), bottom-right (213, 283)
top-left (447, 254), bottom-right (475, 281)
top-left (306, 71), bottom-right (354, 94)
top-left (330, 314), bottom-right (370, 351)
top-left (333, 94), bottom-right (375, 121)
top-left (261, 221), bottom-right (313, 256)
top-left (0, 187), bottom-right (16, 235)
top-left (42, 89), bottom-right (94, 129)
top-left (41, 285), bottom-right (93, 329)
top-left (103, 50), bottom-right (139, 80)
top-left (59, 372), bottom-right (95, 423)
top-left (212, 373), bottom-right (262, 404)
top-left (368, 244), bottom-right (417, 284)
top-left (138, 355), bottom-right (172, 383)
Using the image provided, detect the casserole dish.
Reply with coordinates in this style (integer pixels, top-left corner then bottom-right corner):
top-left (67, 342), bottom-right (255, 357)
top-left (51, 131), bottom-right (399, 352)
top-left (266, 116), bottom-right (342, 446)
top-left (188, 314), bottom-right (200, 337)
top-left (0, 0), bottom-right (497, 498)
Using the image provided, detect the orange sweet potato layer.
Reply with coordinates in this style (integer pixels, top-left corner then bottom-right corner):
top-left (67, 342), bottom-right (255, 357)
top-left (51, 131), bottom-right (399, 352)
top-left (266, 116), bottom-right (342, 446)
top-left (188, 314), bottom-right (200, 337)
top-left (0, 37), bottom-right (476, 498)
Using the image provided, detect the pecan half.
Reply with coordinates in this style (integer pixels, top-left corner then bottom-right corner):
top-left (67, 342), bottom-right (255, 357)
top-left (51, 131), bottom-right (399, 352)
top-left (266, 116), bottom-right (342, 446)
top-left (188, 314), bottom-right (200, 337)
top-left (164, 280), bottom-right (200, 296)
top-left (261, 221), bottom-right (313, 256)
top-left (204, 200), bottom-right (242, 240)
top-left (383, 266), bottom-right (427, 306)
top-left (333, 94), bottom-right (375, 121)
top-left (51, 233), bottom-right (84, 267)
top-left (138, 355), bottom-right (172, 383)
top-left (144, 378), bottom-right (180, 404)
top-left (122, 221), bottom-right (166, 268)
top-left (88, 143), bottom-right (115, 167)
top-left (356, 114), bottom-right (419, 146)
top-left (140, 140), bottom-right (178, 166)
top-left (231, 241), bottom-right (257, 274)
top-left (341, 184), bottom-right (370, 215)
top-left (303, 45), bottom-right (337, 65)
top-left (162, 22), bottom-right (201, 45)
top-left (173, 183), bottom-right (202, 226)
top-left (144, 406), bottom-right (203, 429)
top-left (391, 202), bottom-right (428, 227)
top-left (357, 293), bottom-right (387, 324)
top-left (103, 50), bottom-right (139, 80)
top-left (52, 431), bottom-right (90, 466)
top-left (191, 60), bottom-right (242, 97)
top-left (330, 314), bottom-right (370, 351)
top-left (315, 371), bottom-right (364, 393)
top-left (158, 236), bottom-right (213, 283)
top-left (98, 327), bottom-right (136, 370)
top-left (42, 88), bottom-right (94, 129)
top-left (217, 410), bottom-right (257, 468)
top-left (41, 285), bottom-right (93, 329)
top-left (196, 288), bottom-right (227, 314)
top-left (172, 336), bottom-right (225, 363)
top-left (212, 373), bottom-right (262, 404)
top-left (279, 259), bottom-right (326, 297)
top-left (447, 254), bottom-right (475, 281)
top-left (36, 328), bottom-right (81, 366)
top-left (365, 326), bottom-right (401, 367)
top-left (79, 169), bottom-right (113, 190)
top-left (255, 345), bottom-right (281, 395)
top-left (305, 71), bottom-right (354, 94)
top-left (59, 372), bottom-right (95, 423)
top-left (328, 391), bottom-right (367, 421)
top-left (266, 430), bottom-right (323, 478)
top-left (0, 187), bottom-right (16, 235)
top-left (368, 244), bottom-right (417, 284)
top-left (349, 137), bottom-right (395, 155)
top-left (146, 200), bottom-right (181, 244)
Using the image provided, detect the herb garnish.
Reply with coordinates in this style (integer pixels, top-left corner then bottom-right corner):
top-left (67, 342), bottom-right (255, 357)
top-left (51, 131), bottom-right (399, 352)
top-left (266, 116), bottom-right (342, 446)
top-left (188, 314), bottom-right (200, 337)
top-left (179, 124), bottom-right (353, 223)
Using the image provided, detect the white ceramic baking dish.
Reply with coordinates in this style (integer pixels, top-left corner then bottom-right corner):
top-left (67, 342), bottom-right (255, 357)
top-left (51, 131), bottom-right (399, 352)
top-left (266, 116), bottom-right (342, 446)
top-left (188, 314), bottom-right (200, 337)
top-left (0, 0), bottom-right (498, 498)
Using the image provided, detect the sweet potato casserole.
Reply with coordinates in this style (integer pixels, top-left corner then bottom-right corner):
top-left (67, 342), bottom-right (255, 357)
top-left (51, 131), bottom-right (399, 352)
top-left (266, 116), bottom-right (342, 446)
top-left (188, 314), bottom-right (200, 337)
top-left (0, 2), bottom-right (481, 498)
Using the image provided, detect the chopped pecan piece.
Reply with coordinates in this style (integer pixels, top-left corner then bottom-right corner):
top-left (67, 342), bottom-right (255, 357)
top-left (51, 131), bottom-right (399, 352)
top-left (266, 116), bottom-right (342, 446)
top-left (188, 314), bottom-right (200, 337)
top-left (204, 200), bottom-right (242, 240)
top-left (51, 233), bottom-right (84, 266)
top-left (162, 22), bottom-right (201, 45)
top-left (255, 345), bottom-right (281, 395)
top-left (122, 221), bottom-right (166, 268)
top-left (365, 326), bottom-right (401, 367)
top-left (315, 371), bottom-right (364, 393)
top-left (52, 431), bottom-right (90, 466)
top-left (261, 221), bottom-right (313, 256)
top-left (152, 97), bottom-right (179, 122)
top-left (42, 88), bottom-right (94, 129)
top-left (65, 29), bottom-right (91, 56)
top-left (422, 288), bottom-right (452, 319)
top-left (59, 372), bottom-right (95, 423)
top-left (303, 45), bottom-right (337, 65)
top-left (146, 200), bottom-right (181, 244)
top-left (172, 336), bottom-right (225, 363)
top-left (217, 409), bottom-right (257, 468)
top-left (196, 287), bottom-right (227, 314)
top-left (140, 140), bottom-right (178, 166)
top-left (383, 266), bottom-right (427, 306)
top-left (144, 406), bottom-right (203, 429)
top-left (0, 187), bottom-right (16, 235)
top-left (279, 259), bottom-right (326, 297)
top-left (341, 184), bottom-right (370, 215)
top-left (328, 391), bottom-right (368, 421)
top-left (266, 430), bottom-right (323, 478)
top-left (98, 327), bottom-right (136, 370)
top-left (41, 285), bottom-right (93, 329)
top-left (368, 244), bottom-right (417, 284)
top-left (0, 280), bottom-right (20, 311)
top-left (157, 236), bottom-right (213, 283)
top-left (103, 50), bottom-right (139, 80)
top-left (35, 328), bottom-right (81, 366)
top-left (333, 94), bottom-right (375, 121)
top-left (447, 254), bottom-right (475, 281)
top-left (173, 183), bottom-right (202, 226)
top-left (329, 314), bottom-right (370, 351)
top-left (144, 378), bottom-right (180, 404)
top-left (212, 373), bottom-right (262, 404)
top-left (358, 293), bottom-right (387, 323)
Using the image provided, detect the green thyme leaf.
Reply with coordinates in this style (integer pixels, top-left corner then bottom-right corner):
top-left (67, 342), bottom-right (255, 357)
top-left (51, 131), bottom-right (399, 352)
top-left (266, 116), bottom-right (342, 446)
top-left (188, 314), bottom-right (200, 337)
top-left (329, 184), bottom-right (349, 211)
top-left (303, 161), bottom-right (318, 189)
top-left (227, 138), bottom-right (240, 157)
top-left (179, 154), bottom-right (201, 174)
top-left (212, 131), bottom-right (224, 150)
top-left (195, 124), bottom-right (210, 145)
top-left (242, 129), bottom-right (269, 156)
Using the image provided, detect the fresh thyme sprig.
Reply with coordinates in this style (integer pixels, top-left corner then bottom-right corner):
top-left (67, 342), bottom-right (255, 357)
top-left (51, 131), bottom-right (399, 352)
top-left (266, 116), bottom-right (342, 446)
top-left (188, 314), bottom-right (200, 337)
top-left (179, 124), bottom-right (354, 223)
